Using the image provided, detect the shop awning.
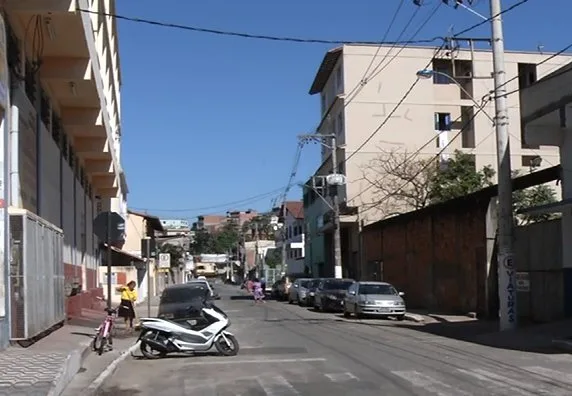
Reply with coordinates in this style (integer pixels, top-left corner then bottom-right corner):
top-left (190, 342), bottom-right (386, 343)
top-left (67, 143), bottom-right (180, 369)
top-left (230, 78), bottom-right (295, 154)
top-left (102, 243), bottom-right (145, 266)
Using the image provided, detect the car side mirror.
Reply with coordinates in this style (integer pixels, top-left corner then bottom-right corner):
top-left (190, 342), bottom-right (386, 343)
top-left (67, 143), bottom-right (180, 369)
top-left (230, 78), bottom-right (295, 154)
top-left (294, 284), bottom-right (299, 288)
top-left (349, 291), bottom-right (356, 295)
top-left (398, 292), bottom-right (405, 297)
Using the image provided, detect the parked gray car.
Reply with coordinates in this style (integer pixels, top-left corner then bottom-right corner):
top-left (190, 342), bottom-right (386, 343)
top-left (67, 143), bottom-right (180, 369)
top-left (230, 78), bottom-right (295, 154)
top-left (288, 278), bottom-right (312, 305)
top-left (343, 281), bottom-right (406, 320)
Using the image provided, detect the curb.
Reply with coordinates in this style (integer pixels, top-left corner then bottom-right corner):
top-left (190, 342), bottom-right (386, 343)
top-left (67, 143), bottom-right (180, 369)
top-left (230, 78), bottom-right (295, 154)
top-left (48, 341), bottom-right (92, 396)
top-left (84, 342), bottom-right (141, 395)
top-left (552, 339), bottom-right (572, 353)
top-left (404, 313), bottom-right (425, 323)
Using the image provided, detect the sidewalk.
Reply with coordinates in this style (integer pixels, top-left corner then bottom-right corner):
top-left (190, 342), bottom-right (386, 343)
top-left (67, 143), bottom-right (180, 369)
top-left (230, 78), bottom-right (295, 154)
top-left (0, 296), bottom-right (162, 396)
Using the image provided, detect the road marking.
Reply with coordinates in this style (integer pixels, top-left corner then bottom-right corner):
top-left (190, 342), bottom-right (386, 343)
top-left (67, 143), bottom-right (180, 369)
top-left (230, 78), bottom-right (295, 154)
top-left (324, 372), bottom-right (359, 382)
top-left (457, 368), bottom-right (541, 395)
top-left (523, 366), bottom-right (572, 386)
top-left (183, 380), bottom-right (217, 395)
top-left (392, 370), bottom-right (471, 396)
top-left (183, 357), bottom-right (327, 366)
top-left (257, 375), bottom-right (300, 396)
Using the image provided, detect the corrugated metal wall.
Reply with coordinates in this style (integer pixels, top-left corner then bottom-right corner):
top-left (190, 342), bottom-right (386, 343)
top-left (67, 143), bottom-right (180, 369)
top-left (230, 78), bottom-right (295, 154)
top-left (62, 163), bottom-right (74, 266)
top-left (39, 121), bottom-right (61, 227)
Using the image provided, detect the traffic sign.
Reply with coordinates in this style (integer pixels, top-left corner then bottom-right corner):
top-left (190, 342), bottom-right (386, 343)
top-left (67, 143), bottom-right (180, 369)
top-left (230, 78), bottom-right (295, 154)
top-left (158, 253), bottom-right (171, 268)
top-left (93, 211), bottom-right (125, 242)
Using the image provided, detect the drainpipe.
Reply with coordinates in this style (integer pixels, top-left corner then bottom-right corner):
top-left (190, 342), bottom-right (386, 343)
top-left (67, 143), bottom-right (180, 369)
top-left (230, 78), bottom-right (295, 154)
top-left (9, 104), bottom-right (19, 207)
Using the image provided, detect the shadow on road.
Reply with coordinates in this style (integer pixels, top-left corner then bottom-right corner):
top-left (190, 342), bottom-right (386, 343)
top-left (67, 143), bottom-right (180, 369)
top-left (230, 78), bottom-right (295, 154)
top-left (392, 319), bottom-right (572, 354)
top-left (96, 386), bottom-right (141, 395)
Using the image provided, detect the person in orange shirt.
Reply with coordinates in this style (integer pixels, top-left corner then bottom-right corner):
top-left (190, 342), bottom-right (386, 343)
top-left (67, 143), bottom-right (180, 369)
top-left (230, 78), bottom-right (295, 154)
top-left (117, 281), bottom-right (137, 331)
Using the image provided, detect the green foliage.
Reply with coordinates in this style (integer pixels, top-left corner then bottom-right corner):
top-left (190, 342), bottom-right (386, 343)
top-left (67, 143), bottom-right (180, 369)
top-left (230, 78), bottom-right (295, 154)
top-left (429, 150), bottom-right (495, 203)
top-left (211, 223), bottom-right (239, 253)
top-left (264, 248), bottom-right (281, 269)
top-left (512, 169), bottom-right (558, 224)
top-left (242, 214), bottom-right (275, 241)
top-left (159, 243), bottom-right (185, 268)
top-left (190, 229), bottom-right (214, 255)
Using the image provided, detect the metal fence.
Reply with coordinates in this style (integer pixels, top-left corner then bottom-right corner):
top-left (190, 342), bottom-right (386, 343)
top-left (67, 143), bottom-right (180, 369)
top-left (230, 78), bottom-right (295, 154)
top-left (9, 209), bottom-right (65, 340)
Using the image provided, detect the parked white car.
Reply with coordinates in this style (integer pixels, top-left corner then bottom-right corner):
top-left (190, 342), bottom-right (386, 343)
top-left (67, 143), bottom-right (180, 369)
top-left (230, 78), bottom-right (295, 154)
top-left (343, 281), bottom-right (406, 320)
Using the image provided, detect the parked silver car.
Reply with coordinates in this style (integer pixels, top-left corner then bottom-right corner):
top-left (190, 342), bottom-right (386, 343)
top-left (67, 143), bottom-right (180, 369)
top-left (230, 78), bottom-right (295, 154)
top-left (288, 278), bottom-right (312, 305)
top-left (343, 281), bottom-right (406, 320)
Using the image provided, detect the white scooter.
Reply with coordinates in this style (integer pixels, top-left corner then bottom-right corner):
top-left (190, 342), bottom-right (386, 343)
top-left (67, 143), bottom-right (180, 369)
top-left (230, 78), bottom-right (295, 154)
top-left (136, 303), bottom-right (239, 359)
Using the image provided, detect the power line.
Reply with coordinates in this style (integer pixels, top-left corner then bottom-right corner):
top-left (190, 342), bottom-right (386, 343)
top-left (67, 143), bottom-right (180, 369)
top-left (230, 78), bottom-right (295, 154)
top-left (130, 186), bottom-right (286, 213)
top-left (452, 0), bottom-right (531, 37)
top-left (77, 8), bottom-right (441, 45)
top-left (273, 142), bottom-right (304, 209)
top-left (358, 106), bottom-right (486, 216)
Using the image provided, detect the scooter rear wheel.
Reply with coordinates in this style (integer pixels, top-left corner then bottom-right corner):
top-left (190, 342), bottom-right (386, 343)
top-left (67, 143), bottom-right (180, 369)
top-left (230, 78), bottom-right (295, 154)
top-left (215, 334), bottom-right (239, 356)
top-left (140, 341), bottom-right (167, 359)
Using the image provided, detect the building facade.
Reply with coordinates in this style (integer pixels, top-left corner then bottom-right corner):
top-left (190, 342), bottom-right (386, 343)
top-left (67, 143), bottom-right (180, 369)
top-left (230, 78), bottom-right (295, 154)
top-left (1, 0), bottom-right (126, 349)
top-left (304, 43), bottom-right (572, 279)
top-left (277, 201), bottom-right (305, 274)
top-left (195, 214), bottom-right (227, 233)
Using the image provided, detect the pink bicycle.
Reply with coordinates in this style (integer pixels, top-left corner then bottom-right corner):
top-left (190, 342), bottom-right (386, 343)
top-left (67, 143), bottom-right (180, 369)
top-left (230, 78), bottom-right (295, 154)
top-left (92, 298), bottom-right (118, 355)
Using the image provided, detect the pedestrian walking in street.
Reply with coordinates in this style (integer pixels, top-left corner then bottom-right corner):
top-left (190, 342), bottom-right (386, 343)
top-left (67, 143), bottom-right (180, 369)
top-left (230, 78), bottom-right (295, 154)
top-left (117, 280), bottom-right (137, 332)
top-left (253, 278), bottom-right (265, 304)
top-left (246, 278), bottom-right (254, 294)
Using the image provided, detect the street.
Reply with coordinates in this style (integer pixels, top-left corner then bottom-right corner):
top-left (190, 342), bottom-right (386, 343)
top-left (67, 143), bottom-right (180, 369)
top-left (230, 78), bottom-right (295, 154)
top-left (97, 285), bottom-right (572, 396)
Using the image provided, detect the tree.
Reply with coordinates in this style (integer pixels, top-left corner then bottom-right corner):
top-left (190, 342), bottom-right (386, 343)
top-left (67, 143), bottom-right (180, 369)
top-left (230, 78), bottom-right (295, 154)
top-left (189, 229), bottom-right (214, 255)
top-left (429, 150), bottom-right (495, 203)
top-left (242, 214), bottom-right (275, 241)
top-left (264, 248), bottom-right (281, 269)
top-left (362, 148), bottom-right (438, 215)
top-left (211, 223), bottom-right (239, 253)
top-left (512, 169), bottom-right (558, 224)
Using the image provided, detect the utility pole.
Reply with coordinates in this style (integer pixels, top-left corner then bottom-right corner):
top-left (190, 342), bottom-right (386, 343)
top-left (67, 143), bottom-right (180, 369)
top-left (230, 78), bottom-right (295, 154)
top-left (254, 222), bottom-right (260, 278)
top-left (490, 0), bottom-right (517, 331)
top-left (330, 135), bottom-right (343, 279)
top-left (298, 133), bottom-right (344, 279)
top-left (280, 206), bottom-right (287, 276)
top-left (145, 236), bottom-right (151, 318)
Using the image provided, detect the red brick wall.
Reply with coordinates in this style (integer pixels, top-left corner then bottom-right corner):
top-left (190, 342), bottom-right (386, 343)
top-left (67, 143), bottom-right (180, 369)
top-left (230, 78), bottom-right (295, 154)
top-left (64, 263), bottom-right (104, 320)
top-left (362, 203), bottom-right (489, 315)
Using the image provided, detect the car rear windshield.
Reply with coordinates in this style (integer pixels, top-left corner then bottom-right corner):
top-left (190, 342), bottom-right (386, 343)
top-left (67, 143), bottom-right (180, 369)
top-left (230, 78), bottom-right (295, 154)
top-left (359, 284), bottom-right (397, 295)
top-left (161, 286), bottom-right (207, 303)
top-left (323, 280), bottom-right (353, 290)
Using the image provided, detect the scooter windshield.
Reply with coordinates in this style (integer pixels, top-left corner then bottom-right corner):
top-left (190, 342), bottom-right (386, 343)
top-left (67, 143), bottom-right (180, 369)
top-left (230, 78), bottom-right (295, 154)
top-left (206, 304), bottom-right (227, 319)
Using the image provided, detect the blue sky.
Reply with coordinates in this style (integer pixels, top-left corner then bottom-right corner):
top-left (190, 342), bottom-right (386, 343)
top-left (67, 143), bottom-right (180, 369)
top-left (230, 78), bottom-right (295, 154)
top-left (116, 0), bottom-right (570, 222)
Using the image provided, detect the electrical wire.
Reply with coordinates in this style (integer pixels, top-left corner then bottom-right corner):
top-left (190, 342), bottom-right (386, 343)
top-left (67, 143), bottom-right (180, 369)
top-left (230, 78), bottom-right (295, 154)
top-left (77, 8), bottom-right (441, 46)
top-left (358, 106), bottom-right (486, 216)
top-left (452, 0), bottom-right (531, 37)
top-left (365, 1), bottom-right (443, 83)
top-left (130, 186), bottom-right (288, 213)
top-left (273, 142), bottom-right (304, 211)
top-left (343, 0), bottom-right (411, 104)
top-left (24, 15), bottom-right (45, 75)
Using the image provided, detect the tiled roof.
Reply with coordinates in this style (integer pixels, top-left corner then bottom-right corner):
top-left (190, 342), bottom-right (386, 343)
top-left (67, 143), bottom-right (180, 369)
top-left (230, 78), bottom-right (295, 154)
top-left (284, 201), bottom-right (304, 219)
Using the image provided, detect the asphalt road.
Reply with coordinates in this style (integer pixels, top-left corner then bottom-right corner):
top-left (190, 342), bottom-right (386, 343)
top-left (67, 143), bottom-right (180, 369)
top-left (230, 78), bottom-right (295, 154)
top-left (97, 284), bottom-right (572, 396)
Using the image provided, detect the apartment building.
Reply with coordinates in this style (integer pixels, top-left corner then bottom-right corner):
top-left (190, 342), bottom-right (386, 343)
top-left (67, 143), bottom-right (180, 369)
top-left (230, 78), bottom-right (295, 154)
top-left (195, 214), bottom-right (227, 233)
top-left (276, 201), bottom-right (305, 274)
top-left (227, 209), bottom-right (258, 228)
top-left (1, 0), bottom-right (126, 349)
top-left (303, 43), bottom-right (572, 279)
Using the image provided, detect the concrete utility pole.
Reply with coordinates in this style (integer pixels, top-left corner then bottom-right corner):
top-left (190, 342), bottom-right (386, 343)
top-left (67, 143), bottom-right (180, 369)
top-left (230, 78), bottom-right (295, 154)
top-left (299, 133), bottom-right (344, 279)
top-left (330, 135), bottom-right (343, 279)
top-left (254, 222), bottom-right (260, 278)
top-left (280, 207), bottom-right (287, 276)
top-left (490, 0), bottom-right (517, 331)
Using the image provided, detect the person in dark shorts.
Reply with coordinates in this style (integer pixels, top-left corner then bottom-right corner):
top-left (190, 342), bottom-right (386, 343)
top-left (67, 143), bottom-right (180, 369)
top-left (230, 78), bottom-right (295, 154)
top-left (117, 280), bottom-right (137, 331)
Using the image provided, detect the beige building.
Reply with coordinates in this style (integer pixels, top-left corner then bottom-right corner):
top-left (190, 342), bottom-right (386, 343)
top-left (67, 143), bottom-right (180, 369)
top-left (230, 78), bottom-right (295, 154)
top-left (2, 0), bottom-right (127, 341)
top-left (304, 43), bottom-right (572, 278)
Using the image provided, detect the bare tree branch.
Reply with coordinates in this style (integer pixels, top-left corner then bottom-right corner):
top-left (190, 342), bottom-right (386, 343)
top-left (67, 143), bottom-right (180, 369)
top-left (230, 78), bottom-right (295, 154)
top-left (360, 147), bottom-right (436, 216)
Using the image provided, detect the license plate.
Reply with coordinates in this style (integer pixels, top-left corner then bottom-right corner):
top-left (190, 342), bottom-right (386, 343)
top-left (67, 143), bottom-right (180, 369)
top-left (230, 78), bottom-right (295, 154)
top-left (377, 308), bottom-right (389, 313)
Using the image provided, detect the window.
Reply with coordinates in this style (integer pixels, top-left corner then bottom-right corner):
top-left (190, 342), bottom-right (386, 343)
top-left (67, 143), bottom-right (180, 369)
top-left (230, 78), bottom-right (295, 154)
top-left (335, 67), bottom-right (343, 93)
top-left (320, 93), bottom-right (327, 114)
top-left (461, 106), bottom-right (475, 148)
top-left (336, 112), bottom-right (344, 136)
top-left (521, 155), bottom-right (542, 168)
top-left (435, 112), bottom-right (451, 131)
top-left (358, 284), bottom-right (397, 295)
top-left (432, 59), bottom-right (453, 84)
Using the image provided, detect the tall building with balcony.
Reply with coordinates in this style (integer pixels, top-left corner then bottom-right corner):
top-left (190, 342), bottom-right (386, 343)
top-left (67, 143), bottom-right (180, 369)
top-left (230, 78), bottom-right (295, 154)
top-left (303, 43), bottom-right (572, 279)
top-left (1, 0), bottom-right (126, 349)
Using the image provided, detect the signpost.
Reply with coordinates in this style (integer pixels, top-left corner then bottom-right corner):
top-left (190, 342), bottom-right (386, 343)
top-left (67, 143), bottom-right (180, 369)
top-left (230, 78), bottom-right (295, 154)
top-left (158, 253), bottom-right (171, 269)
top-left (93, 211), bottom-right (126, 310)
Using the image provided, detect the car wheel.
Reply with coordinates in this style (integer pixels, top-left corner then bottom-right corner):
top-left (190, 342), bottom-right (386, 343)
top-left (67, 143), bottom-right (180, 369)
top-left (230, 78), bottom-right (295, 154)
top-left (314, 302), bottom-right (321, 311)
top-left (288, 297), bottom-right (293, 304)
top-left (395, 314), bottom-right (405, 321)
top-left (343, 309), bottom-right (350, 318)
top-left (355, 304), bottom-right (363, 319)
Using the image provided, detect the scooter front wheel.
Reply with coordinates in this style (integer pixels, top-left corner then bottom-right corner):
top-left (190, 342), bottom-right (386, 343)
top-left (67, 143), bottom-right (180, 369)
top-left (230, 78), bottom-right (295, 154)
top-left (215, 334), bottom-right (239, 356)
